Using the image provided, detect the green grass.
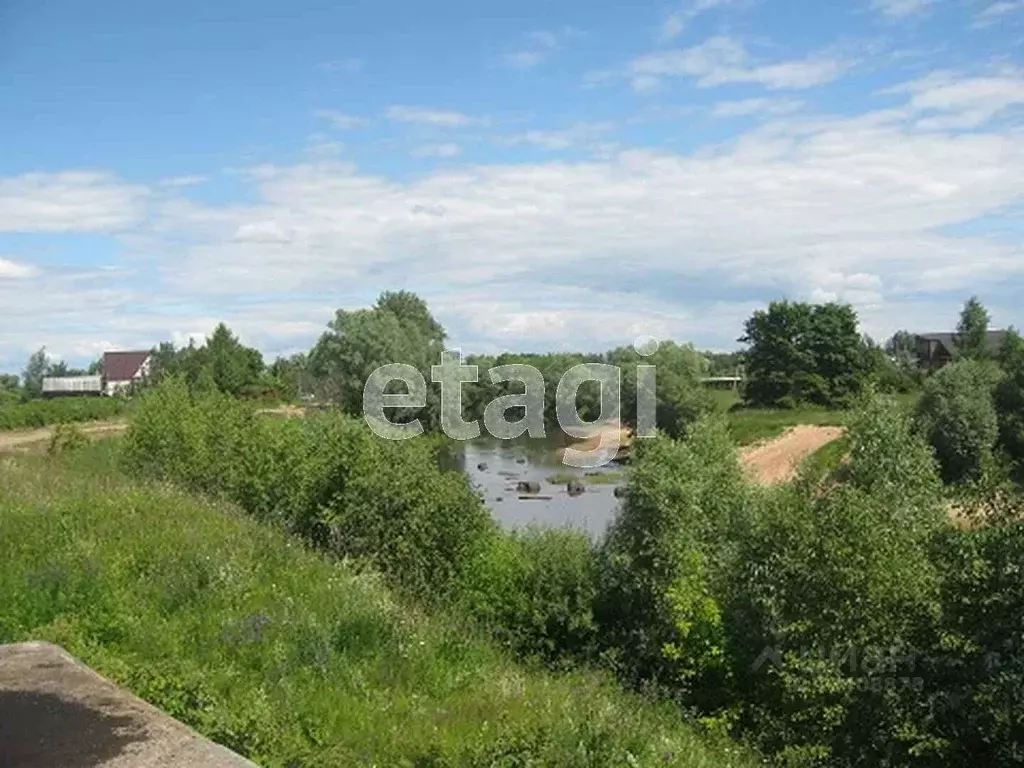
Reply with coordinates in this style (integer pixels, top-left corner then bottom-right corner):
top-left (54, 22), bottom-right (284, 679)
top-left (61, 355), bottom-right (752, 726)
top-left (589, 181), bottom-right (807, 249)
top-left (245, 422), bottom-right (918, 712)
top-left (0, 443), bottom-right (756, 768)
top-left (725, 406), bottom-right (848, 446)
top-left (706, 389), bottom-right (846, 445)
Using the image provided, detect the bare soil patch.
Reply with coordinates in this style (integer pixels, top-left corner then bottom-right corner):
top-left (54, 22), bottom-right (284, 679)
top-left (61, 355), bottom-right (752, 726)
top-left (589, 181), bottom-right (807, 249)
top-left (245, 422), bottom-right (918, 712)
top-left (0, 422), bottom-right (128, 453)
top-left (741, 425), bottom-right (847, 485)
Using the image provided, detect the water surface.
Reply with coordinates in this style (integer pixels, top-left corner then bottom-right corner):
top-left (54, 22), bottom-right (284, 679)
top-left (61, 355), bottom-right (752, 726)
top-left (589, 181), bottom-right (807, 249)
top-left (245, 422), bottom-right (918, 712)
top-left (448, 436), bottom-right (626, 539)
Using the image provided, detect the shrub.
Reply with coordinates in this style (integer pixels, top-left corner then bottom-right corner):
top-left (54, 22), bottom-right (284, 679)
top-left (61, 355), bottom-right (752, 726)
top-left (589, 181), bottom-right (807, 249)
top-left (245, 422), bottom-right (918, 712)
top-left (724, 393), bottom-right (946, 764)
top-left (47, 423), bottom-right (89, 456)
top-left (458, 527), bottom-right (599, 666)
top-left (995, 329), bottom-right (1024, 470)
top-left (914, 361), bottom-right (1000, 484)
top-left (0, 397), bottom-right (126, 431)
top-left (596, 417), bottom-right (750, 702)
top-left (122, 377), bottom-right (493, 600)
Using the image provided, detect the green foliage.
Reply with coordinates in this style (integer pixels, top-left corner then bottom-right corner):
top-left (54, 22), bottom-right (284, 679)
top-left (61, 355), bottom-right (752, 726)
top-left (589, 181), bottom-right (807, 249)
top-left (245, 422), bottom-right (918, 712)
top-left (0, 397), bottom-right (127, 430)
top-left (309, 291), bottom-right (446, 425)
top-left (47, 423), bottom-right (89, 456)
top-left (458, 527), bottom-right (599, 666)
top-left (610, 341), bottom-right (711, 439)
top-left (597, 418), bottom-right (749, 702)
top-left (149, 324), bottom-right (265, 397)
top-left (955, 295), bottom-right (992, 361)
top-left (726, 405), bottom-right (946, 763)
top-left (122, 377), bottom-right (494, 599)
top-left (740, 301), bottom-right (874, 409)
top-left (995, 328), bottom-right (1024, 468)
top-left (723, 404), bottom-right (846, 446)
top-left (915, 360), bottom-right (1000, 484)
top-left (923, 519), bottom-right (1024, 766)
top-left (21, 347), bottom-right (49, 399)
top-left (0, 448), bottom-right (755, 768)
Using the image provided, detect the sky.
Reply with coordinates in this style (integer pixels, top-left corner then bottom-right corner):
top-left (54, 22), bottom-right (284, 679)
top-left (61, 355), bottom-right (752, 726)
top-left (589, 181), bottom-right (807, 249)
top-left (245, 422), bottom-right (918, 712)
top-left (1, 0), bottom-right (1023, 370)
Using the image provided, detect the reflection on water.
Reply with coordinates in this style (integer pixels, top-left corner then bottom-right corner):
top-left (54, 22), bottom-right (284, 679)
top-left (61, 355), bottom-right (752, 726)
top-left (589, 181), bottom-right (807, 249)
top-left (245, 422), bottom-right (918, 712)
top-left (443, 435), bottom-right (627, 539)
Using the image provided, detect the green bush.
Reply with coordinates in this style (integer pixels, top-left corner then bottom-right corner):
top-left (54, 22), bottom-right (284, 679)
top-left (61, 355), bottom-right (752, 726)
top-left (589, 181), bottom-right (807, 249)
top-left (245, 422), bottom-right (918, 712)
top-left (725, 393), bottom-right (947, 765)
top-left (995, 329), bottom-right (1024, 470)
top-left (122, 376), bottom-right (494, 600)
top-left (596, 417), bottom-right (750, 702)
top-left (458, 527), bottom-right (599, 666)
top-left (914, 361), bottom-right (1000, 484)
top-left (0, 397), bottom-right (126, 430)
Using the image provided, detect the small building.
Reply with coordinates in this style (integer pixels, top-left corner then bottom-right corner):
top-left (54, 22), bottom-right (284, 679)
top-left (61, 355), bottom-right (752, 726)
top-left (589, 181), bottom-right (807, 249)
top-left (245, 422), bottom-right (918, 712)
top-left (102, 350), bottom-right (152, 396)
top-left (916, 331), bottom-right (1008, 371)
top-left (702, 376), bottom-right (743, 390)
top-left (42, 375), bottom-right (104, 398)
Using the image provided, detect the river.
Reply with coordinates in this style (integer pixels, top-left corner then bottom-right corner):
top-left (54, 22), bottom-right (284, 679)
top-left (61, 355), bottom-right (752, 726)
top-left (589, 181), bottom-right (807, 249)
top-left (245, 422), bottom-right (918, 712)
top-left (445, 435), bottom-right (627, 539)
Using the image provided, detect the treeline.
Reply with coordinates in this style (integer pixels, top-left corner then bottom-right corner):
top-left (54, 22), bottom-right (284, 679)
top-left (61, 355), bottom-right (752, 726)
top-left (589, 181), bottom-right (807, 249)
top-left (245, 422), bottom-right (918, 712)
top-left (122, 370), bottom-right (1024, 766)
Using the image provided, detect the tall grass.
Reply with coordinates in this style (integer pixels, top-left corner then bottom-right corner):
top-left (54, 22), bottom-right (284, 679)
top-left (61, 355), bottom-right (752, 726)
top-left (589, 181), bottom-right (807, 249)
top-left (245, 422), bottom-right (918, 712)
top-left (0, 444), bottom-right (756, 768)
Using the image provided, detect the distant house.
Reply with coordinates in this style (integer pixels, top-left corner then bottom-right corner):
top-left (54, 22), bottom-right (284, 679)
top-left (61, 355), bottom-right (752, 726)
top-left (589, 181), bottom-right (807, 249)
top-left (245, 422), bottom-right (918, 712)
top-left (916, 331), bottom-right (1008, 371)
top-left (42, 375), bottom-right (104, 398)
top-left (102, 350), bottom-right (152, 396)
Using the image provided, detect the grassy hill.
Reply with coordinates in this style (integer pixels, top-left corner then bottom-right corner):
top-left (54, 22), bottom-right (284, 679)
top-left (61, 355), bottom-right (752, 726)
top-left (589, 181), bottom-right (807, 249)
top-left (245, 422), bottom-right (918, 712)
top-left (0, 443), bottom-right (755, 768)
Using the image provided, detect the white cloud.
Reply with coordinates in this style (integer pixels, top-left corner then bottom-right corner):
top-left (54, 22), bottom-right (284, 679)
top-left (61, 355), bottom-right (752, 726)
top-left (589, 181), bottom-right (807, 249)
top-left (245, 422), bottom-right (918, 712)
top-left (315, 110), bottom-right (368, 130)
top-left (887, 70), bottom-right (1024, 129)
top-left (872, 0), bottom-right (934, 18)
top-left (504, 28), bottom-right (581, 70)
top-left (157, 175), bottom-right (208, 188)
top-left (630, 36), bottom-right (853, 91)
top-left (500, 122), bottom-right (614, 150)
top-left (711, 97), bottom-right (804, 117)
top-left (0, 172), bottom-right (148, 233)
top-left (385, 106), bottom-right (482, 127)
top-left (3, 72), bottom-right (1024, 365)
top-left (659, 0), bottom-right (742, 42)
top-left (412, 143), bottom-right (463, 158)
top-left (973, 1), bottom-right (1024, 27)
top-left (0, 258), bottom-right (36, 279)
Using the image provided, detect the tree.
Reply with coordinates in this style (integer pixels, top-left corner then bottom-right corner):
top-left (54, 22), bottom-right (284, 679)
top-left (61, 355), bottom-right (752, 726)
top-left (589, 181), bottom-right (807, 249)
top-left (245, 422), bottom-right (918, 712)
top-left (21, 347), bottom-right (49, 399)
top-left (309, 291), bottom-right (447, 426)
top-left (994, 328), bottom-right (1024, 467)
top-left (955, 295), bottom-right (991, 361)
top-left (740, 301), bottom-right (871, 408)
top-left (885, 330), bottom-right (919, 371)
top-left (915, 360), bottom-right (1000, 484)
top-left (205, 323), bottom-right (264, 396)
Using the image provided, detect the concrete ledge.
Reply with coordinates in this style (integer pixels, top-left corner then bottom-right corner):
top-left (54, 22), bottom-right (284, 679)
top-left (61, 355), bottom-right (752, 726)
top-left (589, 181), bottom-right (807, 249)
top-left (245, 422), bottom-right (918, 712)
top-left (0, 642), bottom-right (258, 767)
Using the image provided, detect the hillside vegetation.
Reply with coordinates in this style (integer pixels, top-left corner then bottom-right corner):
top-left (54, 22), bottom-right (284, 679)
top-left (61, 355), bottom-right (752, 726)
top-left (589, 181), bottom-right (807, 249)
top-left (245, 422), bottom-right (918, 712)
top-left (0, 444), bottom-right (753, 768)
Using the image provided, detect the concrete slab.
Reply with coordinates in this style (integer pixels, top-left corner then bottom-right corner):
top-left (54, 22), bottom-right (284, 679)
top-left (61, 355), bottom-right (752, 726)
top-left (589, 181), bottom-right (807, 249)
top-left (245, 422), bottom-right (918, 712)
top-left (0, 643), bottom-right (258, 767)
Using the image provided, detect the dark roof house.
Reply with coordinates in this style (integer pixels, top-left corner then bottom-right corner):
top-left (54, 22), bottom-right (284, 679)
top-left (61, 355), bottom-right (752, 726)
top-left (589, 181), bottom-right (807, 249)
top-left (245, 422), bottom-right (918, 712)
top-left (916, 331), bottom-right (1008, 371)
top-left (102, 350), bottom-right (152, 394)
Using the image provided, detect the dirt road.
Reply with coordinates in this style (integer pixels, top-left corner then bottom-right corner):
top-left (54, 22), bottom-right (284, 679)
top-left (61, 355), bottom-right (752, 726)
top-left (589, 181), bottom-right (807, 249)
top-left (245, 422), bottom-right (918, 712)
top-left (741, 425), bottom-right (846, 485)
top-left (0, 422), bottom-right (129, 453)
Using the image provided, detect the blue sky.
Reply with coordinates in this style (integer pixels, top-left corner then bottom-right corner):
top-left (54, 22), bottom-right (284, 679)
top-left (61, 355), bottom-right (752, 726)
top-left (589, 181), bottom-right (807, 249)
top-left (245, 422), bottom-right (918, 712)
top-left (1, 0), bottom-right (1023, 370)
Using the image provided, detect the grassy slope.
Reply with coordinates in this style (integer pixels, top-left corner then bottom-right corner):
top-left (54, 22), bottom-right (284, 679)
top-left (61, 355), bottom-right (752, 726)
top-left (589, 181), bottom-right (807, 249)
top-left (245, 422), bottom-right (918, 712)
top-left (0, 443), bottom-right (755, 768)
top-left (709, 389), bottom-right (921, 446)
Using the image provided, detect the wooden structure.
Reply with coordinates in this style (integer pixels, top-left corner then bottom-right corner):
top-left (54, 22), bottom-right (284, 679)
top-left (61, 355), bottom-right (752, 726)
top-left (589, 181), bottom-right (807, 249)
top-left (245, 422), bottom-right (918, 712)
top-left (916, 331), bottom-right (1008, 372)
top-left (41, 375), bottom-right (103, 398)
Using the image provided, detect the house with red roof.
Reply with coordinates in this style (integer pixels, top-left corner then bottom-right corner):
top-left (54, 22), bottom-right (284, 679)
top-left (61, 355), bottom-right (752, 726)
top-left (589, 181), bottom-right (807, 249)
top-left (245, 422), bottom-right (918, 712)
top-left (102, 350), bottom-right (152, 396)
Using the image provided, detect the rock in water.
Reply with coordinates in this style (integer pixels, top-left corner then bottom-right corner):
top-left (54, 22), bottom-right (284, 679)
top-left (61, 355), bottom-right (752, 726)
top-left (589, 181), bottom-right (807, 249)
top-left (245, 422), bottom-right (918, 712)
top-left (516, 480), bottom-right (541, 494)
top-left (567, 481), bottom-right (586, 497)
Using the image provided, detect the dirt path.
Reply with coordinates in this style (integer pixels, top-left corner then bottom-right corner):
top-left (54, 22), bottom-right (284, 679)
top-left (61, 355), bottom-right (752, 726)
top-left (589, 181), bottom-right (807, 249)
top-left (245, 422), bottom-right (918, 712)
top-left (741, 425), bottom-right (846, 485)
top-left (0, 421), bottom-right (129, 453)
